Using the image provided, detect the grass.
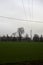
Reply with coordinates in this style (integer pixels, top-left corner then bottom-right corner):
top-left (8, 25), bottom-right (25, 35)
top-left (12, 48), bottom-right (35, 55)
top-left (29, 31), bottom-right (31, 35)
top-left (0, 41), bottom-right (43, 64)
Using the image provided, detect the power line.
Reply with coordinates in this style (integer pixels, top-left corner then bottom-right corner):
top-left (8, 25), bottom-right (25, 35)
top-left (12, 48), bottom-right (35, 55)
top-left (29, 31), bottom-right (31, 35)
top-left (0, 0), bottom-right (42, 23)
top-left (22, 0), bottom-right (27, 19)
top-left (32, 0), bottom-right (33, 20)
top-left (0, 16), bottom-right (43, 23)
top-left (28, 0), bottom-right (31, 20)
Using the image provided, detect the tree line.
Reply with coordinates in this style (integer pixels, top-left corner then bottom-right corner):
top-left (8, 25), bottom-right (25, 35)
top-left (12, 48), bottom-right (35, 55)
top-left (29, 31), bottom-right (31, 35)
top-left (0, 27), bottom-right (43, 42)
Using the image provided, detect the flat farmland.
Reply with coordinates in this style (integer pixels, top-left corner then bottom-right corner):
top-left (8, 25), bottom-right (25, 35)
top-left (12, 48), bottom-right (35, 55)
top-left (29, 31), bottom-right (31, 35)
top-left (0, 41), bottom-right (43, 64)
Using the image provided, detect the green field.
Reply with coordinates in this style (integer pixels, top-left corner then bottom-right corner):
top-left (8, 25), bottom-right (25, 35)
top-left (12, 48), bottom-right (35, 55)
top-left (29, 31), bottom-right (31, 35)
top-left (0, 41), bottom-right (43, 64)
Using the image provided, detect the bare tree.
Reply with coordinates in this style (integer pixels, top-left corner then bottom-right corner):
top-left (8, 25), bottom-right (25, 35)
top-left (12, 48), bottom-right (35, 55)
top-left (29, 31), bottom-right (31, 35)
top-left (12, 32), bottom-right (16, 37)
top-left (17, 27), bottom-right (24, 41)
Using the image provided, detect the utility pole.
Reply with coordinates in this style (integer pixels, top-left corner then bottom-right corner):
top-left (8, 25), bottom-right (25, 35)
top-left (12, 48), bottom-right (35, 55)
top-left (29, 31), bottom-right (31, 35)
top-left (30, 30), bottom-right (32, 40)
top-left (30, 0), bottom-right (33, 40)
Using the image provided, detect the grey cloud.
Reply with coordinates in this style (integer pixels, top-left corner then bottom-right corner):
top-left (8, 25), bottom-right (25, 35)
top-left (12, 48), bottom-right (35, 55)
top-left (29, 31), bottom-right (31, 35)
top-left (0, 0), bottom-right (43, 36)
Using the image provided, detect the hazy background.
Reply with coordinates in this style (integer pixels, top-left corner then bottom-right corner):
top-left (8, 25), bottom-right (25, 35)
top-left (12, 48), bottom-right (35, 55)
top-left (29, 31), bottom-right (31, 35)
top-left (0, 0), bottom-right (43, 37)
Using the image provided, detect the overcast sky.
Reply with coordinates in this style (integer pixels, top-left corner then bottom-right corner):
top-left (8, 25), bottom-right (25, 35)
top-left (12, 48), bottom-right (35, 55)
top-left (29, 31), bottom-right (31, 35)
top-left (0, 0), bottom-right (43, 37)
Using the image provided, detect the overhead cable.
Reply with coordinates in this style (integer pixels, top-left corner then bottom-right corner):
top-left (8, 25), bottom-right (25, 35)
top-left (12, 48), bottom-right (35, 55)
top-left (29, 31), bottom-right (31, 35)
top-left (0, 16), bottom-right (43, 23)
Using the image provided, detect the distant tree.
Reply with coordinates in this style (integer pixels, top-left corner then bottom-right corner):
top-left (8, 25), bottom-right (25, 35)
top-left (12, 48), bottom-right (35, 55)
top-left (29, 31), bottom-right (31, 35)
top-left (33, 34), bottom-right (39, 42)
top-left (7, 34), bottom-right (9, 38)
top-left (25, 34), bottom-right (28, 38)
top-left (17, 27), bottom-right (24, 41)
top-left (25, 34), bottom-right (31, 41)
top-left (1, 35), bottom-right (6, 41)
top-left (12, 32), bottom-right (17, 41)
top-left (12, 32), bottom-right (16, 37)
top-left (40, 35), bottom-right (43, 42)
top-left (25, 34), bottom-right (29, 40)
top-left (6, 34), bottom-right (9, 41)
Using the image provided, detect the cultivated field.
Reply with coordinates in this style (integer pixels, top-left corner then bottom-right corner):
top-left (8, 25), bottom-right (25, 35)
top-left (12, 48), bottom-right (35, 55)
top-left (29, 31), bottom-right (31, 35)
top-left (0, 41), bottom-right (43, 64)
